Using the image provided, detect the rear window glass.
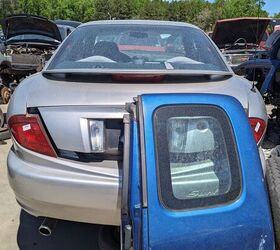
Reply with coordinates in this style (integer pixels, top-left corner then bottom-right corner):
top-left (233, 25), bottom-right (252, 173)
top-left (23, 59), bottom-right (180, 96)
top-left (48, 24), bottom-right (228, 72)
top-left (154, 105), bottom-right (241, 210)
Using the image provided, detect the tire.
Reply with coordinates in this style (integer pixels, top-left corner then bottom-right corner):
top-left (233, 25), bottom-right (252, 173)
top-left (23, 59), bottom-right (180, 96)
top-left (0, 108), bottom-right (4, 128)
top-left (266, 148), bottom-right (280, 249)
top-left (98, 225), bottom-right (120, 250)
top-left (0, 86), bottom-right (10, 104)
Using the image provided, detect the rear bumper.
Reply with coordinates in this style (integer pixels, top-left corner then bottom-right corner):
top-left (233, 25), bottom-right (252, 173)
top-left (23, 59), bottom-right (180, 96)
top-left (7, 148), bottom-right (121, 225)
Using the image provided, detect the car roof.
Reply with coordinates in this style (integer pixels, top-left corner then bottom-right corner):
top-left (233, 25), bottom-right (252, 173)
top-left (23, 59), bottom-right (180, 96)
top-left (80, 20), bottom-right (199, 30)
top-left (54, 20), bottom-right (82, 28)
top-left (57, 24), bottom-right (75, 30)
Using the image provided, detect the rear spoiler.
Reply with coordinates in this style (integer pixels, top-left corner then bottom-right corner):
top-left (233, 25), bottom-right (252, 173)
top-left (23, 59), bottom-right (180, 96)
top-left (43, 69), bottom-right (234, 77)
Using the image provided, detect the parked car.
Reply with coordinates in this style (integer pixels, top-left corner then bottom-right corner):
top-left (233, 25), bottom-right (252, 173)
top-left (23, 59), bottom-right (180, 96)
top-left (7, 20), bottom-right (268, 228)
top-left (54, 19), bottom-right (82, 28)
top-left (211, 17), bottom-right (271, 67)
top-left (234, 30), bottom-right (280, 121)
top-left (0, 14), bottom-right (62, 93)
top-left (57, 24), bottom-right (75, 40)
top-left (118, 93), bottom-right (275, 250)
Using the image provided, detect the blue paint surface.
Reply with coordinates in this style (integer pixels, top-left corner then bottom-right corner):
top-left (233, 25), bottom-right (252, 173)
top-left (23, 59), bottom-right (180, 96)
top-left (129, 93), bottom-right (274, 250)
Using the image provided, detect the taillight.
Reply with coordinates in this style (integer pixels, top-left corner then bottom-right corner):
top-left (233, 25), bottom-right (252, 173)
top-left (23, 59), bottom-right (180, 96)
top-left (249, 117), bottom-right (266, 143)
top-left (8, 115), bottom-right (57, 157)
top-left (112, 74), bottom-right (164, 82)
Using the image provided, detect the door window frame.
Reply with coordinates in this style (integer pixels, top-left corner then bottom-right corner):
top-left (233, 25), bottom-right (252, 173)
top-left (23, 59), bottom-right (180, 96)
top-left (153, 104), bottom-right (242, 211)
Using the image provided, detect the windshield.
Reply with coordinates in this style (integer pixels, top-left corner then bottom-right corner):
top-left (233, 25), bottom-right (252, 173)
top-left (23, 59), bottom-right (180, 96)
top-left (48, 24), bottom-right (228, 72)
top-left (7, 34), bottom-right (59, 43)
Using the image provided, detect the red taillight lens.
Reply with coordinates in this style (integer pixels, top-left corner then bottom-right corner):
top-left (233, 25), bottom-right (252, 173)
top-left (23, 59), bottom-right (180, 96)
top-left (249, 117), bottom-right (266, 143)
top-left (112, 74), bottom-right (164, 82)
top-left (8, 115), bottom-right (57, 157)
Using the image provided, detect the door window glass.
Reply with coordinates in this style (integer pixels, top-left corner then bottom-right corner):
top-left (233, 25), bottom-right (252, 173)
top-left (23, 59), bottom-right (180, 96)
top-left (154, 105), bottom-right (241, 210)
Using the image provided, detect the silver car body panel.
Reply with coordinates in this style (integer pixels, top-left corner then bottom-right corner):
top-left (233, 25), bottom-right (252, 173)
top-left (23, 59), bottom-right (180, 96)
top-left (7, 20), bottom-right (267, 225)
top-left (8, 140), bottom-right (120, 225)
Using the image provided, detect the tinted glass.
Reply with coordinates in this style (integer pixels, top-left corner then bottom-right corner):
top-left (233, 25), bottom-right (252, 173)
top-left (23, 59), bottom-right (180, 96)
top-left (7, 34), bottom-right (59, 43)
top-left (48, 24), bottom-right (228, 72)
top-left (168, 116), bottom-right (231, 200)
top-left (154, 105), bottom-right (241, 210)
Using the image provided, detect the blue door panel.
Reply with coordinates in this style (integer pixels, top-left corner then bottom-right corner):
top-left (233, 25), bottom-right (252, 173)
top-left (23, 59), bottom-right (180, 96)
top-left (138, 94), bottom-right (274, 250)
top-left (129, 121), bottom-right (142, 250)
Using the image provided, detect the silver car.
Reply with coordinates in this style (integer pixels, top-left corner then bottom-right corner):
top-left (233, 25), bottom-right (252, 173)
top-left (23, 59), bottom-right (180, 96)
top-left (7, 20), bottom-right (267, 226)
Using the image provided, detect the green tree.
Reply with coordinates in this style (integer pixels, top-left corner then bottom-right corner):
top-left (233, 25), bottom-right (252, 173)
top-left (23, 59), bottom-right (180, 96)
top-left (168, 2), bottom-right (182, 21)
top-left (0, 0), bottom-right (271, 29)
top-left (93, 0), bottom-right (113, 20)
top-left (62, 0), bottom-right (95, 22)
top-left (131, 0), bottom-right (149, 18)
top-left (213, 0), bottom-right (268, 20)
top-left (0, 0), bottom-right (17, 20)
top-left (112, 0), bottom-right (133, 19)
top-left (17, 0), bottom-right (50, 17)
top-left (139, 0), bottom-right (168, 20)
top-left (274, 12), bottom-right (280, 18)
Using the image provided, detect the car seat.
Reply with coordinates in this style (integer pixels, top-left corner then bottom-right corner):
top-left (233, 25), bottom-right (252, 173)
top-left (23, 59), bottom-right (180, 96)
top-left (92, 41), bottom-right (131, 63)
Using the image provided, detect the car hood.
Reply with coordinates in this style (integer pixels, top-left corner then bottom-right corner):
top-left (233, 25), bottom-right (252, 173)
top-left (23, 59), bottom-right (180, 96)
top-left (212, 17), bottom-right (271, 49)
top-left (1, 14), bottom-right (62, 42)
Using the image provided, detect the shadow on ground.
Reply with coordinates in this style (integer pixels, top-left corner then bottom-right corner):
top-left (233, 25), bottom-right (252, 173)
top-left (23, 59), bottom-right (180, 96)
top-left (17, 210), bottom-right (101, 250)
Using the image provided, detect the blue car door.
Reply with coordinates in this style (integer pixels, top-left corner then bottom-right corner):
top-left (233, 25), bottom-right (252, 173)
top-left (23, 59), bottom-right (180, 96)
top-left (121, 93), bottom-right (274, 250)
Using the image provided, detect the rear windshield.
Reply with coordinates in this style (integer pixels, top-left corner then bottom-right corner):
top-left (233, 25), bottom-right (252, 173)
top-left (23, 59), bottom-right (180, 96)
top-left (48, 24), bottom-right (228, 72)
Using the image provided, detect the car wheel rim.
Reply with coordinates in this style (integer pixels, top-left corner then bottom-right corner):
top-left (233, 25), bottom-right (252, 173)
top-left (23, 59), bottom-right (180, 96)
top-left (1, 87), bottom-right (10, 104)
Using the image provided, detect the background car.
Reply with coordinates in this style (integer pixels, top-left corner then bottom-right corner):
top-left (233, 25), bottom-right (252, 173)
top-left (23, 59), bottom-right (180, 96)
top-left (0, 14), bottom-right (62, 91)
top-left (57, 24), bottom-right (75, 40)
top-left (7, 20), bottom-right (267, 227)
top-left (211, 17), bottom-right (271, 67)
top-left (54, 19), bottom-right (82, 28)
top-left (233, 29), bottom-right (280, 122)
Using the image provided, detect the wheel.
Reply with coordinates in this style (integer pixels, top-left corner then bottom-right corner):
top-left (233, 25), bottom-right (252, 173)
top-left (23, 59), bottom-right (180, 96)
top-left (0, 108), bottom-right (4, 128)
top-left (98, 225), bottom-right (120, 250)
top-left (266, 146), bottom-right (280, 249)
top-left (0, 86), bottom-right (10, 104)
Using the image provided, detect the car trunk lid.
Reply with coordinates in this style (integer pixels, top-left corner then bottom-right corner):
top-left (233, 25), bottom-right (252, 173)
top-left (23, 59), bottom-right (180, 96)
top-left (22, 74), bottom-right (251, 154)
